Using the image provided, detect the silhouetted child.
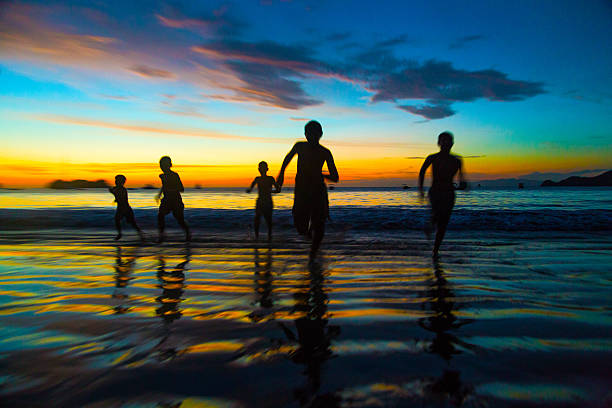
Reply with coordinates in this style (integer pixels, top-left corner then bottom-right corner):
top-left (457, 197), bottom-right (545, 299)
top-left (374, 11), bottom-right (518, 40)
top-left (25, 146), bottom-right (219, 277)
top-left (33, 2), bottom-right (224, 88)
top-left (246, 161), bottom-right (280, 241)
top-left (277, 120), bottom-right (339, 258)
top-left (109, 175), bottom-right (144, 240)
top-left (156, 156), bottom-right (191, 243)
top-left (418, 131), bottom-right (467, 258)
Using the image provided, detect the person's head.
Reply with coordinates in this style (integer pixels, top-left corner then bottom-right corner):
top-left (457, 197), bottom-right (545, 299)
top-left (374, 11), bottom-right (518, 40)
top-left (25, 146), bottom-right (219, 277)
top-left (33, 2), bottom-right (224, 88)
top-left (159, 156), bottom-right (172, 172)
top-left (258, 161), bottom-right (268, 175)
top-left (304, 120), bottom-right (323, 144)
top-left (437, 131), bottom-right (454, 152)
top-left (114, 174), bottom-right (126, 187)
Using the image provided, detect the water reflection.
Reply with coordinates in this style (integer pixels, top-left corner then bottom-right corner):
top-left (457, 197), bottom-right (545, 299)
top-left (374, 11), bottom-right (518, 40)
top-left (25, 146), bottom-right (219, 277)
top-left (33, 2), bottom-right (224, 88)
top-left (282, 260), bottom-right (341, 407)
top-left (419, 259), bottom-right (475, 406)
top-left (112, 246), bottom-right (137, 315)
top-left (249, 247), bottom-right (274, 322)
top-left (155, 247), bottom-right (190, 361)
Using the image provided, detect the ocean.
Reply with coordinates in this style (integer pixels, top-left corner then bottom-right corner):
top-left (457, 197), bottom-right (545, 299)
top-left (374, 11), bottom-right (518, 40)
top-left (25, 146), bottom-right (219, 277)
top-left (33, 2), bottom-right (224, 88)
top-left (1, 187), bottom-right (611, 232)
top-left (0, 187), bottom-right (611, 407)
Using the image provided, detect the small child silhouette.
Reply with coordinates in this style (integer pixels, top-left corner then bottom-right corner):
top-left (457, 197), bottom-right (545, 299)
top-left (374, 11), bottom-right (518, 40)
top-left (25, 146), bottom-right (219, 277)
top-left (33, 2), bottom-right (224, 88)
top-left (246, 161), bottom-right (280, 241)
top-left (108, 174), bottom-right (144, 241)
top-left (418, 131), bottom-right (467, 258)
top-left (156, 156), bottom-right (191, 243)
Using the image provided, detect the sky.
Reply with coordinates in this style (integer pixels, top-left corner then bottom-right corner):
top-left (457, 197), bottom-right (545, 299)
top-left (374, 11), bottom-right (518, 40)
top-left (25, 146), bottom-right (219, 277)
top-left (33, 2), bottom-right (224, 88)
top-left (1, 0), bottom-right (611, 187)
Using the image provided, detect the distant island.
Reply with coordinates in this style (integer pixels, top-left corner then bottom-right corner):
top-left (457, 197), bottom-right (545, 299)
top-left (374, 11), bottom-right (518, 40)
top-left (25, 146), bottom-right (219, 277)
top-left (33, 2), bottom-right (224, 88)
top-left (48, 179), bottom-right (109, 189)
top-left (541, 170), bottom-right (612, 187)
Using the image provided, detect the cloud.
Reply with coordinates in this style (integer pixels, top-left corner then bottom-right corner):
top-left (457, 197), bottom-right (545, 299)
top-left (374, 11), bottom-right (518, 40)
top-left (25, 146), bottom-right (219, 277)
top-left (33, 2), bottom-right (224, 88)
top-left (128, 65), bottom-right (175, 79)
top-left (0, 2), bottom-right (545, 119)
top-left (289, 117), bottom-right (310, 121)
top-left (449, 34), bottom-right (485, 49)
top-left (25, 113), bottom-right (287, 144)
top-left (398, 102), bottom-right (456, 120)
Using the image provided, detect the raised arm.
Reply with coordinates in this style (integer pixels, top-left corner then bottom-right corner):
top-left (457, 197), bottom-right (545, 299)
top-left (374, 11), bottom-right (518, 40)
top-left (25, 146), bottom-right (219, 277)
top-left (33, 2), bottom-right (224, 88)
top-left (418, 155), bottom-right (434, 197)
top-left (323, 150), bottom-right (339, 183)
top-left (246, 177), bottom-right (258, 193)
top-left (457, 157), bottom-right (468, 190)
top-left (277, 143), bottom-right (298, 189)
top-left (177, 174), bottom-right (185, 192)
top-left (270, 176), bottom-right (280, 193)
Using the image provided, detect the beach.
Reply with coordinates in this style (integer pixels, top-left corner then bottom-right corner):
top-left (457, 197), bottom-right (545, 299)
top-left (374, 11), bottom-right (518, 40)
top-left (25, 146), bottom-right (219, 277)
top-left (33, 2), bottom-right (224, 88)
top-left (0, 188), bottom-right (611, 407)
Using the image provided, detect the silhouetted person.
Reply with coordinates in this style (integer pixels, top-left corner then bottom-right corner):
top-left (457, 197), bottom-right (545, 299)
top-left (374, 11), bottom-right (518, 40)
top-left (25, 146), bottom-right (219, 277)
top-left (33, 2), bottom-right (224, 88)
top-left (156, 156), bottom-right (191, 243)
top-left (418, 132), bottom-right (466, 258)
top-left (277, 120), bottom-right (339, 258)
top-left (109, 174), bottom-right (144, 241)
top-left (246, 161), bottom-right (280, 241)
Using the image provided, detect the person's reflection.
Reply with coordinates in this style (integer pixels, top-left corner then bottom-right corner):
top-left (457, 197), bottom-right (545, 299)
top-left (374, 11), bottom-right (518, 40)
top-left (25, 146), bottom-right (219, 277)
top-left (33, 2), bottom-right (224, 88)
top-left (155, 247), bottom-right (190, 361)
top-left (281, 260), bottom-right (341, 407)
top-left (249, 247), bottom-right (274, 322)
top-left (419, 259), bottom-right (474, 406)
top-left (112, 246), bottom-right (137, 314)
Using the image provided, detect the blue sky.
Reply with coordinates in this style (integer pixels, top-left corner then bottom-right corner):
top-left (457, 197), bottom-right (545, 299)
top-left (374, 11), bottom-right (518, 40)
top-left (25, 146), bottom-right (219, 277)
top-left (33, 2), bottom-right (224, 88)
top-left (0, 0), bottom-right (610, 186)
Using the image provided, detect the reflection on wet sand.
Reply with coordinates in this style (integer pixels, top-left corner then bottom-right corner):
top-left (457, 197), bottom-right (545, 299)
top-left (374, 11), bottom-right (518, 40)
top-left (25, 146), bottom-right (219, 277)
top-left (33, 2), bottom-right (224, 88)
top-left (249, 247), bottom-right (274, 322)
top-left (420, 259), bottom-right (475, 406)
top-left (112, 246), bottom-right (137, 315)
top-left (0, 236), bottom-right (610, 406)
top-left (154, 247), bottom-right (190, 362)
top-left (281, 259), bottom-right (341, 407)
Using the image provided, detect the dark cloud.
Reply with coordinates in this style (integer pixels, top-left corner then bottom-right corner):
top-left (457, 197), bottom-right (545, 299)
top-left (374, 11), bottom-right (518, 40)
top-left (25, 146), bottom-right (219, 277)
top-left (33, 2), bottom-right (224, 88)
top-left (326, 32), bottom-right (352, 42)
top-left (368, 60), bottom-right (544, 105)
top-left (128, 65), bottom-right (175, 79)
top-left (449, 34), bottom-right (485, 49)
top-left (398, 102), bottom-right (456, 120)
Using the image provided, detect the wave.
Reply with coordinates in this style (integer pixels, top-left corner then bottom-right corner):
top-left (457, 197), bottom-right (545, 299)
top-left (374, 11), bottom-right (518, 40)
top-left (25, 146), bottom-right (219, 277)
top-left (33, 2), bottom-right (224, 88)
top-left (1, 207), bottom-right (611, 231)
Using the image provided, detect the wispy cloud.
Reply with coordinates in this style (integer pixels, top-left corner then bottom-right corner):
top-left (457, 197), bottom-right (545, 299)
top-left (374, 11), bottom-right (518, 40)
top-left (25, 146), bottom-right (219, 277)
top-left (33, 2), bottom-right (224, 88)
top-left (449, 34), bottom-right (485, 50)
top-left (128, 65), bottom-right (176, 79)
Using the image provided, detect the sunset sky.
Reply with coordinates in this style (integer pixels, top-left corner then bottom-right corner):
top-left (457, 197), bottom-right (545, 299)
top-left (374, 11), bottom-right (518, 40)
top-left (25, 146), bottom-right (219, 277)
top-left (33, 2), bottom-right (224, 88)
top-left (1, 0), bottom-right (611, 187)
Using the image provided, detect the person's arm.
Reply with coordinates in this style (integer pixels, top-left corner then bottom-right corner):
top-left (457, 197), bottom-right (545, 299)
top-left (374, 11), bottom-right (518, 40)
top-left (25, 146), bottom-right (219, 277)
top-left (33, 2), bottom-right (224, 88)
top-left (323, 150), bottom-right (339, 183)
top-left (177, 174), bottom-right (185, 193)
top-left (270, 176), bottom-right (280, 193)
top-left (418, 155), bottom-right (434, 198)
top-left (246, 177), bottom-right (257, 193)
top-left (456, 157), bottom-right (468, 190)
top-left (277, 143), bottom-right (298, 190)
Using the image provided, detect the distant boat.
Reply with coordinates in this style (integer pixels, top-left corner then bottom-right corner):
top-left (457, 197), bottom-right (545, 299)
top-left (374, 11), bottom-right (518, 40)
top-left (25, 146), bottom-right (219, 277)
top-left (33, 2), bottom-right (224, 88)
top-left (402, 184), bottom-right (410, 190)
top-left (194, 184), bottom-right (202, 189)
top-left (518, 183), bottom-right (524, 189)
top-left (328, 185), bottom-right (335, 190)
top-left (142, 184), bottom-right (156, 190)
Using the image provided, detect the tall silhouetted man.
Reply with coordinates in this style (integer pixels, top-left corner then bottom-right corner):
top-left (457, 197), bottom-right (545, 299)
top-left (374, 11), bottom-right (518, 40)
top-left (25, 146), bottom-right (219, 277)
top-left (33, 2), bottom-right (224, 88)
top-left (277, 120), bottom-right (339, 257)
top-left (419, 131), bottom-right (466, 258)
top-left (156, 156), bottom-right (191, 243)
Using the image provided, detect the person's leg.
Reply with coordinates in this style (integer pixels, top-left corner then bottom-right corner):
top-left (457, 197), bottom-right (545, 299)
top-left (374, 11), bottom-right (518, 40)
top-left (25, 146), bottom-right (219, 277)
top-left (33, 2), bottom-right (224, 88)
top-left (254, 210), bottom-right (261, 240)
top-left (264, 210), bottom-right (272, 241)
top-left (433, 214), bottom-right (449, 258)
top-left (172, 206), bottom-right (191, 241)
top-left (432, 191), bottom-right (455, 258)
top-left (158, 205), bottom-right (169, 243)
top-left (310, 221), bottom-right (325, 258)
top-left (126, 208), bottom-right (144, 240)
top-left (114, 211), bottom-right (122, 240)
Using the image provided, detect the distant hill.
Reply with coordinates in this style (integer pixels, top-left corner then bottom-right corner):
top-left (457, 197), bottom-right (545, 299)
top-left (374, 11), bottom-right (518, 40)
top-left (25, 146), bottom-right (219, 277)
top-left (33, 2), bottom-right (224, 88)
top-left (541, 170), bottom-right (612, 187)
top-left (48, 179), bottom-right (109, 189)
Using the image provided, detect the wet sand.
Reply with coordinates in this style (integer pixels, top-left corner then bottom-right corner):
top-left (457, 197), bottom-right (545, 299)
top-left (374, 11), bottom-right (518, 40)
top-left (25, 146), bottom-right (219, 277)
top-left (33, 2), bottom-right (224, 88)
top-left (0, 231), bottom-right (611, 407)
